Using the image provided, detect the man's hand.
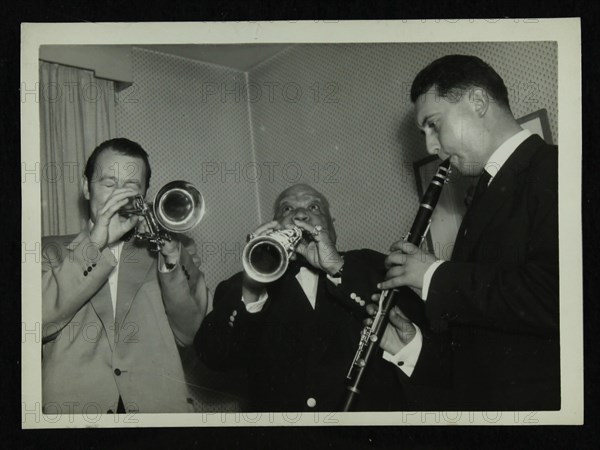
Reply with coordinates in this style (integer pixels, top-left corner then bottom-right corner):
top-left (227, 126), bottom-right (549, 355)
top-left (137, 218), bottom-right (181, 264)
top-left (378, 241), bottom-right (438, 291)
top-left (366, 294), bottom-right (417, 354)
top-left (89, 188), bottom-right (140, 249)
top-left (293, 221), bottom-right (343, 276)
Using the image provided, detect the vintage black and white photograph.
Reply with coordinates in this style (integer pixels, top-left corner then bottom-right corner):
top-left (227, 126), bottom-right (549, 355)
top-left (21, 20), bottom-right (582, 427)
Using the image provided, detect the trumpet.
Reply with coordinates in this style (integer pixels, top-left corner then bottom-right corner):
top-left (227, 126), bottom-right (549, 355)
top-left (242, 227), bottom-right (304, 283)
top-left (119, 180), bottom-right (205, 251)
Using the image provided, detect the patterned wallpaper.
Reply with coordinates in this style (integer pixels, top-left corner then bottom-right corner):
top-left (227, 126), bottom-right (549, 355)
top-left (116, 48), bottom-right (258, 290)
top-left (115, 41), bottom-right (558, 295)
top-left (249, 42), bottom-right (558, 255)
top-left (113, 41), bottom-right (557, 411)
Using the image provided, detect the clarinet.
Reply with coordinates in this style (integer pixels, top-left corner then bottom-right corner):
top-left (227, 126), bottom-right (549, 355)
top-left (341, 158), bottom-right (451, 412)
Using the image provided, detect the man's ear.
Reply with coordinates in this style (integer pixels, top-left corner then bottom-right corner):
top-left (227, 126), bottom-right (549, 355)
top-left (470, 87), bottom-right (490, 117)
top-left (82, 176), bottom-right (91, 201)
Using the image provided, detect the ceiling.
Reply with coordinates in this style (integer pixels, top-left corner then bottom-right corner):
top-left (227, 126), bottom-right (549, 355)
top-left (138, 44), bottom-right (292, 71)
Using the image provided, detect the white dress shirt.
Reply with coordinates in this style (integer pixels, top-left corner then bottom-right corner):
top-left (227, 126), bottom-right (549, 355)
top-left (88, 220), bottom-right (179, 321)
top-left (107, 241), bottom-right (125, 319)
top-left (242, 266), bottom-right (341, 312)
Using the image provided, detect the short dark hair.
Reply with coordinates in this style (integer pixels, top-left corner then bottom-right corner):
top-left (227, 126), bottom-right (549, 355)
top-left (410, 55), bottom-right (510, 110)
top-left (84, 138), bottom-right (151, 189)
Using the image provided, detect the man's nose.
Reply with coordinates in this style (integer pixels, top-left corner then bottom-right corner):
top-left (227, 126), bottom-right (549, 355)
top-left (293, 208), bottom-right (309, 222)
top-left (425, 133), bottom-right (441, 155)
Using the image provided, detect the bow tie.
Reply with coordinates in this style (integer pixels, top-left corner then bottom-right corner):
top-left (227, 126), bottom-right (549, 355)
top-left (287, 258), bottom-right (314, 276)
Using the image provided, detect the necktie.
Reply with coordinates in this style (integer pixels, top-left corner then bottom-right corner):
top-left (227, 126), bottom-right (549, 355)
top-left (454, 170), bottom-right (492, 253)
top-left (468, 170), bottom-right (492, 211)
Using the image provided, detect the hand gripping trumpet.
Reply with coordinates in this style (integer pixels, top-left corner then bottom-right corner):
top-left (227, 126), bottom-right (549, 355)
top-left (341, 159), bottom-right (451, 411)
top-left (118, 180), bottom-right (205, 252)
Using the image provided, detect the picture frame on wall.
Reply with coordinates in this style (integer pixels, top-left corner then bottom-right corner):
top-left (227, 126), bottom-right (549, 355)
top-left (516, 108), bottom-right (554, 144)
top-left (413, 108), bottom-right (554, 259)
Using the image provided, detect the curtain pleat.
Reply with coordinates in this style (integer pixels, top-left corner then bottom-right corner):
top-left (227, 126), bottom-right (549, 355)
top-left (39, 61), bottom-right (116, 236)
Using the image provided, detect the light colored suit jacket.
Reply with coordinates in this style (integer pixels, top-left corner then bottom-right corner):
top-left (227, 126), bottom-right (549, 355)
top-left (41, 230), bottom-right (208, 413)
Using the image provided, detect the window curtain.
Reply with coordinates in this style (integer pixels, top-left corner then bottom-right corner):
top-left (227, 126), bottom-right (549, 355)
top-left (39, 61), bottom-right (117, 237)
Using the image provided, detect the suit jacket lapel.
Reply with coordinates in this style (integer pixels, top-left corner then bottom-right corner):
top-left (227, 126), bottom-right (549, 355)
top-left (453, 135), bottom-right (541, 260)
top-left (115, 240), bottom-right (154, 329)
top-left (88, 282), bottom-right (116, 351)
top-left (65, 233), bottom-right (116, 351)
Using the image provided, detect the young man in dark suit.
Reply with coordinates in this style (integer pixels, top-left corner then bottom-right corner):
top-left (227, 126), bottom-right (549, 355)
top-left (375, 55), bottom-right (560, 410)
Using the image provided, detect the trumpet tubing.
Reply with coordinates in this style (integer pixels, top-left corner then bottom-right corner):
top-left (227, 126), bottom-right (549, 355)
top-left (118, 180), bottom-right (205, 251)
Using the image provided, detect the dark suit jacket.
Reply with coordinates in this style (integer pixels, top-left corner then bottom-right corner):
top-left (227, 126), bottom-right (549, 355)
top-left (413, 134), bottom-right (560, 410)
top-left (196, 249), bottom-right (409, 412)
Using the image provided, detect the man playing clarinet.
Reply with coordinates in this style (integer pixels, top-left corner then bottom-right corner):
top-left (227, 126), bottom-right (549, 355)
top-left (373, 55), bottom-right (559, 410)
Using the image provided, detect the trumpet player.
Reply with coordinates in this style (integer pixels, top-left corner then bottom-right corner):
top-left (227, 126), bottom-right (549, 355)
top-left (41, 138), bottom-right (210, 414)
top-left (196, 184), bottom-right (405, 412)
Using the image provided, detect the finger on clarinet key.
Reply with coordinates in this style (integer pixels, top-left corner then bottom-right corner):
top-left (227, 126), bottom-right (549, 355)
top-left (384, 251), bottom-right (407, 269)
top-left (385, 265), bottom-right (406, 281)
top-left (365, 303), bottom-right (378, 316)
top-left (389, 241), bottom-right (418, 253)
top-left (377, 277), bottom-right (405, 290)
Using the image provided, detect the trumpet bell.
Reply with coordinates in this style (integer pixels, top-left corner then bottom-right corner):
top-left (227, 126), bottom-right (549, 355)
top-left (242, 227), bottom-right (303, 284)
top-left (242, 236), bottom-right (290, 284)
top-left (154, 181), bottom-right (205, 233)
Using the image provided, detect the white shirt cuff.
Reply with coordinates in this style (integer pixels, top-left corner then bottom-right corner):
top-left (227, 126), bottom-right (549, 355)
top-left (242, 290), bottom-right (269, 313)
top-left (326, 274), bottom-right (342, 286)
top-left (421, 260), bottom-right (446, 300)
top-left (382, 323), bottom-right (423, 377)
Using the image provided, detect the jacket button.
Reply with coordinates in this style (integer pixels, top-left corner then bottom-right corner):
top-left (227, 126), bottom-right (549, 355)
top-left (397, 361), bottom-right (404, 367)
top-left (350, 293), bottom-right (357, 300)
top-left (114, 368), bottom-right (121, 376)
top-left (83, 271), bottom-right (88, 276)
top-left (306, 397), bottom-right (316, 408)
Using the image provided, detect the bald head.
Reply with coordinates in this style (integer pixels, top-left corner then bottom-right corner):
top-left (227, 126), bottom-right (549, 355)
top-left (273, 184), bottom-right (337, 243)
top-left (273, 184), bottom-right (329, 214)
